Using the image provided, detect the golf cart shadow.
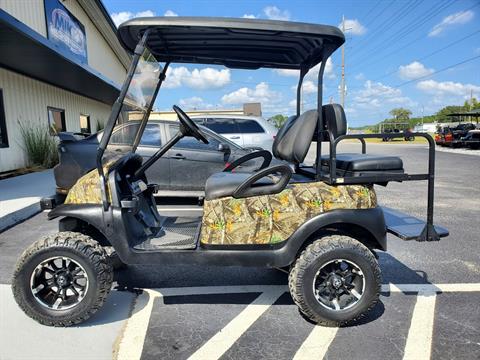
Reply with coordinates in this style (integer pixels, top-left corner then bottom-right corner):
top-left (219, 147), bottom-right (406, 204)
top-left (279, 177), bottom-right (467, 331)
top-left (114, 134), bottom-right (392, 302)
top-left (112, 252), bottom-right (433, 328)
top-left (79, 290), bottom-right (138, 327)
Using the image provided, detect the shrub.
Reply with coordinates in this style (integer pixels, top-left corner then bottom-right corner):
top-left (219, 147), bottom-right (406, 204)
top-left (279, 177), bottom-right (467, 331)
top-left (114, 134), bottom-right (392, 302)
top-left (18, 121), bottom-right (59, 168)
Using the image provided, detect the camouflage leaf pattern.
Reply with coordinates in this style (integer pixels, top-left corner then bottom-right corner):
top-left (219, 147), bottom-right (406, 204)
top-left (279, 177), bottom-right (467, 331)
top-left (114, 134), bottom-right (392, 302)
top-left (200, 182), bottom-right (377, 245)
top-left (64, 157), bottom-right (119, 205)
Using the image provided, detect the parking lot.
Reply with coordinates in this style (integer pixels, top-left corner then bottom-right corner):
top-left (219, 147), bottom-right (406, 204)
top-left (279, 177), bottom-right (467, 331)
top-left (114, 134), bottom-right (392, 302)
top-left (1, 143), bottom-right (479, 360)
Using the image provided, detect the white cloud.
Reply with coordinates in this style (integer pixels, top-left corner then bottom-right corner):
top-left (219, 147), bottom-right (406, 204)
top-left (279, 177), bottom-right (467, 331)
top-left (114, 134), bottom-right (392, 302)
top-left (398, 61), bottom-right (434, 80)
top-left (221, 82), bottom-right (282, 107)
top-left (178, 96), bottom-right (213, 110)
top-left (263, 6), bottom-right (290, 21)
top-left (164, 10), bottom-right (178, 17)
top-left (416, 80), bottom-right (480, 96)
top-left (111, 10), bottom-right (155, 26)
top-left (242, 14), bottom-right (257, 19)
top-left (338, 19), bottom-right (366, 36)
top-left (355, 73), bottom-right (365, 81)
top-left (428, 10), bottom-right (474, 37)
top-left (291, 80), bottom-right (317, 94)
top-left (274, 58), bottom-right (335, 79)
top-left (302, 80), bottom-right (317, 94)
top-left (164, 66), bottom-right (231, 90)
top-left (353, 80), bottom-right (415, 108)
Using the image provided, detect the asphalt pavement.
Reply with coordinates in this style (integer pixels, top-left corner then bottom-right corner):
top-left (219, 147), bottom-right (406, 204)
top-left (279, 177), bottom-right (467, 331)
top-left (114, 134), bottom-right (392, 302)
top-left (0, 142), bottom-right (479, 360)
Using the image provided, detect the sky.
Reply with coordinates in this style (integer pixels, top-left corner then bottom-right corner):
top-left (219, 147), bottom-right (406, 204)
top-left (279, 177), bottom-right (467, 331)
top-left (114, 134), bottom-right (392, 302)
top-left (103, 0), bottom-right (480, 126)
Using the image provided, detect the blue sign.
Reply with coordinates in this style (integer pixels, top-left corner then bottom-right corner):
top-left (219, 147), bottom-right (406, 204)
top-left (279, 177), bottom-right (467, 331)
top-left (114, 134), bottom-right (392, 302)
top-left (44, 0), bottom-right (87, 62)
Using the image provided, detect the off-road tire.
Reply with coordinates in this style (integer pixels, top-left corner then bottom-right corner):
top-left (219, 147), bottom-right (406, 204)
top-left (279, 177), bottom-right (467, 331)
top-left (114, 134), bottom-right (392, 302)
top-left (288, 235), bottom-right (381, 326)
top-left (12, 231), bottom-right (113, 327)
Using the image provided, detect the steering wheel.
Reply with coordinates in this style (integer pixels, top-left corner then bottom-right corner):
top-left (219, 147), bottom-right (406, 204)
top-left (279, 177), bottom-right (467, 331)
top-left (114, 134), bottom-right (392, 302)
top-left (173, 105), bottom-right (209, 144)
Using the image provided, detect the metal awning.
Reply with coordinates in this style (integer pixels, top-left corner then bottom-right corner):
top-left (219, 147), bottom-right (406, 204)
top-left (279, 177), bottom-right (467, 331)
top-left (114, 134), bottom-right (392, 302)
top-left (447, 109), bottom-right (480, 117)
top-left (117, 17), bottom-right (345, 70)
top-left (0, 10), bottom-right (120, 105)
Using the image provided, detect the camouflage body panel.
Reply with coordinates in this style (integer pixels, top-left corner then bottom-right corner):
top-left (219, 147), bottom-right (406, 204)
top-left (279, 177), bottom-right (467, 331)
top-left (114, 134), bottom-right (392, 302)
top-left (200, 182), bottom-right (377, 246)
top-left (64, 157), bottom-right (120, 205)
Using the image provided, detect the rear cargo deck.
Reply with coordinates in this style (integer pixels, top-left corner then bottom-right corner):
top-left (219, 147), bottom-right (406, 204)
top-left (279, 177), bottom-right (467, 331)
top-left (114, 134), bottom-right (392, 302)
top-left (382, 207), bottom-right (449, 241)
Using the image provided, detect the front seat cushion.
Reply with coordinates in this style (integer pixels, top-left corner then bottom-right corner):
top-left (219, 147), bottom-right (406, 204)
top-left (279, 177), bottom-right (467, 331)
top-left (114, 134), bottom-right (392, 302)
top-left (321, 153), bottom-right (403, 171)
top-left (205, 172), bottom-right (275, 200)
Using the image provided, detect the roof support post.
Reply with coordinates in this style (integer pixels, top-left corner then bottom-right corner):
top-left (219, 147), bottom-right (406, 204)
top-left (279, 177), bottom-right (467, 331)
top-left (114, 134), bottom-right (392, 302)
top-left (315, 54), bottom-right (328, 181)
top-left (96, 29), bottom-right (150, 211)
top-left (296, 67), bottom-right (308, 116)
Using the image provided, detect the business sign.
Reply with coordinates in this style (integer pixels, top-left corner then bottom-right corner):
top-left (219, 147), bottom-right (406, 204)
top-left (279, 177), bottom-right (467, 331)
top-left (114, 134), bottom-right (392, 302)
top-left (44, 0), bottom-right (87, 62)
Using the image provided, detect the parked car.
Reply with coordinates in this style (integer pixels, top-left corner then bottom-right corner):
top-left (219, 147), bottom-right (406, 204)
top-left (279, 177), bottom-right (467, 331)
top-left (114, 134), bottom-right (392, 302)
top-left (461, 129), bottom-right (480, 149)
top-left (54, 120), bottom-right (264, 197)
top-left (191, 115), bottom-right (277, 151)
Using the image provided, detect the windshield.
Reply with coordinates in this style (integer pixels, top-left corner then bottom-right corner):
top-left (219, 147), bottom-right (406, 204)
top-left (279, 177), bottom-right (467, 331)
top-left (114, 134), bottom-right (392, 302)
top-left (105, 48), bottom-right (160, 156)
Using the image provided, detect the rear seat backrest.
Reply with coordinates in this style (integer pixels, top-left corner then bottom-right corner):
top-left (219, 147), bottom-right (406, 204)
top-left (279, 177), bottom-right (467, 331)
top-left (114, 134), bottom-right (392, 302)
top-left (273, 110), bottom-right (318, 164)
top-left (323, 103), bottom-right (347, 139)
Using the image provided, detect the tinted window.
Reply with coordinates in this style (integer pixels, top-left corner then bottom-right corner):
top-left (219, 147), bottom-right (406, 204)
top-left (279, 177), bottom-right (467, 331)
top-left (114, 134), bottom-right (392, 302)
top-left (110, 123), bottom-right (139, 145)
top-left (140, 124), bottom-right (161, 146)
top-left (47, 107), bottom-right (66, 134)
top-left (236, 119), bottom-right (265, 133)
top-left (204, 118), bottom-right (238, 134)
top-left (169, 125), bottom-right (220, 151)
top-left (79, 114), bottom-right (91, 133)
top-left (110, 123), bottom-right (161, 146)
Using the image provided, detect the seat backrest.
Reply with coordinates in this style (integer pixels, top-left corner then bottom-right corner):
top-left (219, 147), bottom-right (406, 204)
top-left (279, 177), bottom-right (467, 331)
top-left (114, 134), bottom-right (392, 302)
top-left (272, 109), bottom-right (318, 164)
top-left (323, 103), bottom-right (347, 139)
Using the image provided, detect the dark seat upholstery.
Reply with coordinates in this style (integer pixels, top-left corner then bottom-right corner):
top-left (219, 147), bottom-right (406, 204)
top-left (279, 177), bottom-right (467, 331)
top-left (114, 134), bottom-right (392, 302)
top-left (205, 172), bottom-right (275, 200)
top-left (322, 104), bottom-right (404, 174)
top-left (205, 110), bottom-right (318, 200)
top-left (320, 153), bottom-right (403, 171)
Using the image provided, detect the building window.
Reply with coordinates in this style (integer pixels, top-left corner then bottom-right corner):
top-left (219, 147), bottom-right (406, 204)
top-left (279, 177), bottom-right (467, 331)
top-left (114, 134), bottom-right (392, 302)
top-left (47, 107), bottom-right (66, 134)
top-left (79, 114), bottom-right (91, 134)
top-left (0, 90), bottom-right (8, 148)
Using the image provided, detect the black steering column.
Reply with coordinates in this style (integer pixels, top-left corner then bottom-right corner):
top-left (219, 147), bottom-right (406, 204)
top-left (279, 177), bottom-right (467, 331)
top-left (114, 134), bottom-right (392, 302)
top-left (133, 105), bottom-right (209, 180)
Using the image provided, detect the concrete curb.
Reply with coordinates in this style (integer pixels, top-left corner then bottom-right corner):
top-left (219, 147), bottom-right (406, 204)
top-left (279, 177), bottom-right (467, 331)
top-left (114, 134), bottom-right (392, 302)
top-left (0, 169), bottom-right (55, 232)
top-left (0, 201), bottom-right (42, 232)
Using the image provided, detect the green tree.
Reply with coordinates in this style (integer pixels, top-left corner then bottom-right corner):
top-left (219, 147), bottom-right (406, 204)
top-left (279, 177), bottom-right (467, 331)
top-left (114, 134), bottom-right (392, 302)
top-left (270, 114), bottom-right (288, 128)
top-left (389, 108), bottom-right (412, 121)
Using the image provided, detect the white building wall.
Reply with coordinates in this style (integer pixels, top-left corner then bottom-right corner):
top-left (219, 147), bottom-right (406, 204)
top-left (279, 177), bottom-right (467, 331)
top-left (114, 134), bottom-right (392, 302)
top-left (61, 0), bottom-right (126, 85)
top-left (0, 68), bottom-right (111, 172)
top-left (0, 0), bottom-right (47, 36)
top-left (0, 0), bottom-right (126, 85)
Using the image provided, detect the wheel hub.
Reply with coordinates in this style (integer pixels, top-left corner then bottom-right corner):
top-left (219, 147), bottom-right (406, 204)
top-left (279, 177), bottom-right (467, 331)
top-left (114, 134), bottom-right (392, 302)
top-left (330, 275), bottom-right (343, 289)
top-left (313, 259), bottom-right (365, 311)
top-left (30, 256), bottom-right (89, 310)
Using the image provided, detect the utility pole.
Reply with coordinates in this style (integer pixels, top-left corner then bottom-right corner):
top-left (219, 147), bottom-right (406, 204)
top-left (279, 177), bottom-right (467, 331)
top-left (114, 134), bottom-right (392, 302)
top-left (341, 15), bottom-right (346, 109)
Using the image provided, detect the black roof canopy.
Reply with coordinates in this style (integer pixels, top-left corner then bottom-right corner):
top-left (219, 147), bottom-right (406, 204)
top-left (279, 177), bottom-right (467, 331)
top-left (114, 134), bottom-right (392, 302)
top-left (117, 17), bottom-right (345, 70)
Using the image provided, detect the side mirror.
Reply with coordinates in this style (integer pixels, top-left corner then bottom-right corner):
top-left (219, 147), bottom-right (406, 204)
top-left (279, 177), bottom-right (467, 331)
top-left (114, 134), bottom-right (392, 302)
top-left (218, 143), bottom-right (230, 152)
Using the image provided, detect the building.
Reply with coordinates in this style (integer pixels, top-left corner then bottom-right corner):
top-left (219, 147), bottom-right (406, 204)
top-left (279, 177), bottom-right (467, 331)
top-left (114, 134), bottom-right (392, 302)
top-left (0, 0), bottom-right (129, 172)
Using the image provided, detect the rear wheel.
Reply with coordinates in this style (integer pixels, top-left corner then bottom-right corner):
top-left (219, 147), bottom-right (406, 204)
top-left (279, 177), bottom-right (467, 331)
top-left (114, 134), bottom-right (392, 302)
top-left (12, 232), bottom-right (113, 326)
top-left (289, 235), bottom-right (381, 326)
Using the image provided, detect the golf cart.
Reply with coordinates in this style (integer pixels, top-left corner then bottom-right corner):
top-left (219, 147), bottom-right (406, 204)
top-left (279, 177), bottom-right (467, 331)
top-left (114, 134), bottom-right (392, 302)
top-left (12, 17), bottom-right (448, 327)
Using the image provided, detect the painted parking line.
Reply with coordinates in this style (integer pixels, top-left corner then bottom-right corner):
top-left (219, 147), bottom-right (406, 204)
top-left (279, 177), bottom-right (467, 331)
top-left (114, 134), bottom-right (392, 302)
top-left (115, 283), bottom-right (480, 360)
top-left (293, 325), bottom-right (338, 360)
top-left (382, 283), bottom-right (480, 293)
top-left (187, 287), bottom-right (285, 360)
top-left (403, 291), bottom-right (437, 360)
top-left (116, 289), bottom-right (158, 360)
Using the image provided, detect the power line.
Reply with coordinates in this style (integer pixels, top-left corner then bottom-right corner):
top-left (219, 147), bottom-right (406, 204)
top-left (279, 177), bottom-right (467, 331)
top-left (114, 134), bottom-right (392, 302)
top-left (349, 0), bottom-right (458, 68)
top-left (391, 54), bottom-right (480, 89)
top-left (355, 0), bottom-right (455, 60)
top-left (347, 29), bottom-right (480, 91)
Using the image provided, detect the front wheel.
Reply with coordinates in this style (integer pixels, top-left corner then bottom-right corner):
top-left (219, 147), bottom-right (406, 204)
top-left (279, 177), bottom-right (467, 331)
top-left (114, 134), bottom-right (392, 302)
top-left (289, 235), bottom-right (381, 326)
top-left (12, 232), bottom-right (113, 326)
